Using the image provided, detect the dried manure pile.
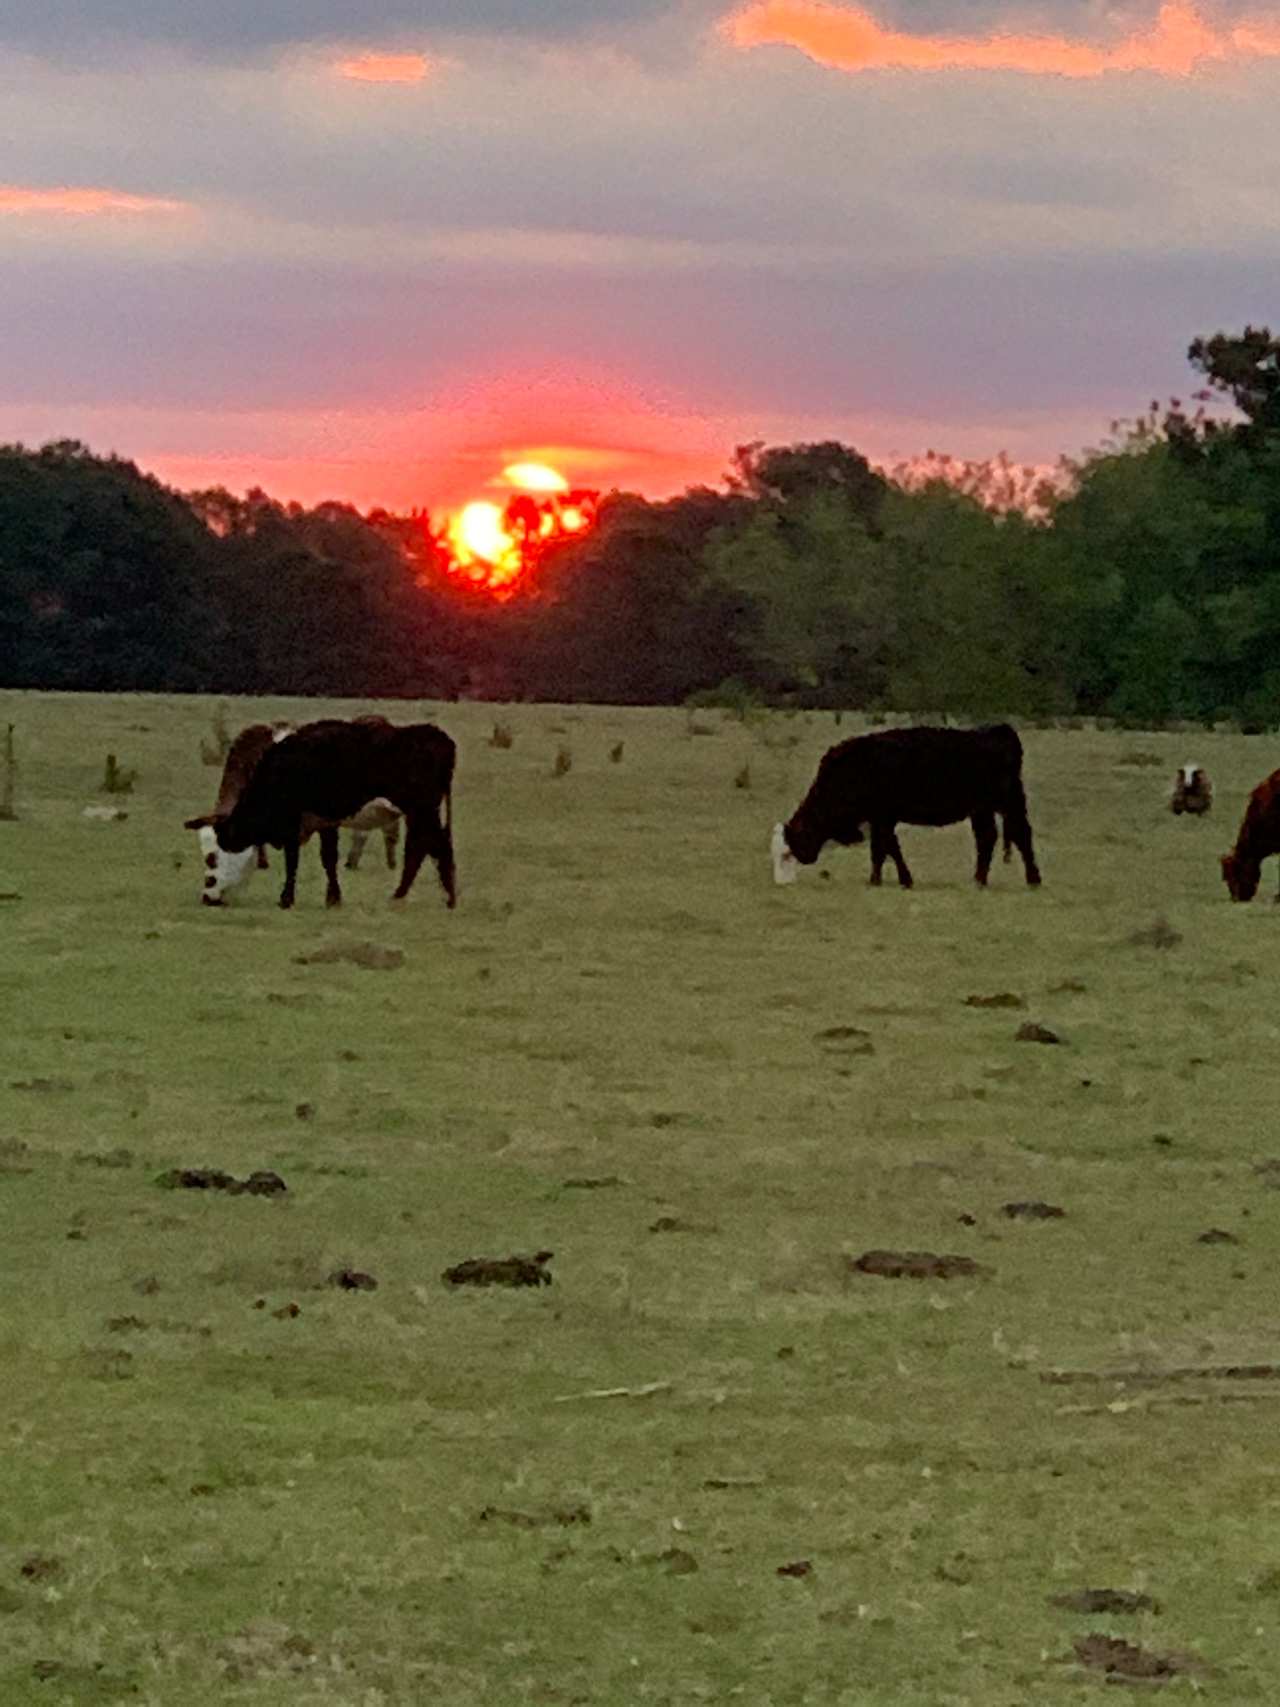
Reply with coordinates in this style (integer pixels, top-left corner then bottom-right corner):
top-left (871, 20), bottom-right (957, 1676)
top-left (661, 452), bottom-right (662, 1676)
top-left (1, 691), bottom-right (1278, 1701)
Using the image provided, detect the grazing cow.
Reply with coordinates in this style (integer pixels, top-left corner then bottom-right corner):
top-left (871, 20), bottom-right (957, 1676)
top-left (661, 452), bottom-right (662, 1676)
top-left (191, 721), bottom-right (402, 904)
top-left (1171, 764), bottom-right (1213, 816)
top-left (1221, 769), bottom-right (1280, 901)
top-left (772, 723), bottom-right (1041, 890)
top-left (186, 718), bottom-right (455, 910)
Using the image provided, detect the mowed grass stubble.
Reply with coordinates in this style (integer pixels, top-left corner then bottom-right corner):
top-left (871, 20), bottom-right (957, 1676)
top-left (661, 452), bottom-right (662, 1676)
top-left (2, 692), bottom-right (1280, 1704)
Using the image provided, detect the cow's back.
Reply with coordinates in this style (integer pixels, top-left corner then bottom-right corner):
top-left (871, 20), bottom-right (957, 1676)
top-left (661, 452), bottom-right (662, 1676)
top-left (818, 724), bottom-right (1024, 824)
top-left (248, 719), bottom-right (453, 824)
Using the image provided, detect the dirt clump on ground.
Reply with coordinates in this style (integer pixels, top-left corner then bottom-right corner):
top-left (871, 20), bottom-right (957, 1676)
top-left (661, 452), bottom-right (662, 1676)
top-left (847, 1249), bottom-right (990, 1281)
top-left (776, 1560), bottom-right (814, 1578)
top-left (19, 1554), bottom-right (63, 1582)
top-left (1003, 1201), bottom-right (1066, 1220)
top-left (650, 1215), bottom-right (719, 1234)
top-left (1198, 1228), bottom-right (1239, 1245)
top-left (1015, 1023), bottom-right (1062, 1045)
top-left (1069, 1633), bottom-right (1204, 1683)
top-left (1050, 1588), bottom-right (1160, 1615)
top-left (73, 1147), bottom-right (133, 1168)
top-left (156, 1167), bottom-right (287, 1196)
top-left (965, 992), bottom-right (1025, 1009)
top-left (443, 1250), bottom-right (554, 1288)
top-left (327, 1269), bottom-right (378, 1292)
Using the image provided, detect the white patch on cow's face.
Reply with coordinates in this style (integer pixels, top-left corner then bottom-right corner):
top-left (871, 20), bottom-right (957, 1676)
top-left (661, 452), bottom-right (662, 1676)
top-left (771, 821), bottom-right (799, 886)
top-left (1181, 764), bottom-right (1200, 787)
top-left (197, 824), bottom-right (257, 905)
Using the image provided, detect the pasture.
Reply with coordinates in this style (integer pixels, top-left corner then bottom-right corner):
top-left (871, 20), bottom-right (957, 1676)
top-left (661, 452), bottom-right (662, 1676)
top-left (3, 692), bottom-right (1280, 1705)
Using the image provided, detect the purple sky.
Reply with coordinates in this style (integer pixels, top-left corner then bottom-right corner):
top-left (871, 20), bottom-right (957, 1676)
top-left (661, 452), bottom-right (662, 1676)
top-left (1, 0), bottom-right (1277, 513)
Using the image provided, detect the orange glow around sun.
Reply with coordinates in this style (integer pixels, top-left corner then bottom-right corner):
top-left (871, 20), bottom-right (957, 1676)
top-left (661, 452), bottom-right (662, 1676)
top-left (440, 460), bottom-right (598, 592)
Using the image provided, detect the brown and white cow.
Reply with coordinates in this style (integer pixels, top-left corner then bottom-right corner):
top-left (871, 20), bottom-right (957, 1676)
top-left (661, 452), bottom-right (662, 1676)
top-left (186, 717), bottom-right (455, 910)
top-left (1221, 768), bottom-right (1280, 901)
top-left (189, 719), bottom-right (403, 906)
top-left (1171, 764), bottom-right (1212, 816)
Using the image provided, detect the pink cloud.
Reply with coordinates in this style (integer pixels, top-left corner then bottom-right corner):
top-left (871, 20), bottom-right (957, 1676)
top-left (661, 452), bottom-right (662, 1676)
top-left (725, 0), bottom-right (1280, 78)
top-left (0, 185), bottom-right (189, 216)
top-left (334, 51), bottom-right (432, 84)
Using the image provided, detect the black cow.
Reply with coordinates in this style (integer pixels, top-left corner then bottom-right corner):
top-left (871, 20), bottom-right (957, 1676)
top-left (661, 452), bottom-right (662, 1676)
top-left (185, 719), bottom-right (456, 910)
top-left (773, 724), bottom-right (1041, 889)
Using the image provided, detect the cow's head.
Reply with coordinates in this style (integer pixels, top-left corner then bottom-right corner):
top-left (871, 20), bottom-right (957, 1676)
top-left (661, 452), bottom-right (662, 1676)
top-left (778, 804), bottom-right (864, 869)
top-left (1221, 849), bottom-right (1260, 902)
top-left (770, 821), bottom-right (799, 885)
top-left (183, 813), bottom-right (259, 906)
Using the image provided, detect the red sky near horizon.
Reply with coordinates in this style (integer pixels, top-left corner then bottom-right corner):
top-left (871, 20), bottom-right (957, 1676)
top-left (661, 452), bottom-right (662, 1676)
top-left (2, 0), bottom-right (1278, 521)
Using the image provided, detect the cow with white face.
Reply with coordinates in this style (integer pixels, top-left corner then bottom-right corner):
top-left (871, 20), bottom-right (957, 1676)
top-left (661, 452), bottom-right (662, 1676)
top-left (186, 716), bottom-right (455, 911)
top-left (1171, 765), bottom-right (1212, 816)
top-left (190, 719), bottom-right (403, 906)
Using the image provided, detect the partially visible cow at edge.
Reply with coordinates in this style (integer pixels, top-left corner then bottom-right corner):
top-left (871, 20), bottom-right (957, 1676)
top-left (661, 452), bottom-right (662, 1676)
top-left (771, 723), bottom-right (1042, 890)
top-left (186, 719), bottom-right (455, 910)
top-left (1221, 769), bottom-right (1280, 901)
top-left (1171, 765), bottom-right (1213, 816)
top-left (190, 720), bottom-right (402, 905)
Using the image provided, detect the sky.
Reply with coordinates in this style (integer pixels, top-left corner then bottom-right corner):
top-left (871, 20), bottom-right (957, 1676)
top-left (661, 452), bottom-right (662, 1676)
top-left (1, 0), bottom-right (1278, 514)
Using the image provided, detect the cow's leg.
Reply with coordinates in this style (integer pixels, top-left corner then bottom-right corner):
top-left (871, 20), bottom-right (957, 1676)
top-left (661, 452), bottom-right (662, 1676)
top-left (972, 809), bottom-right (998, 886)
top-left (279, 833), bottom-right (301, 910)
top-left (395, 807), bottom-right (456, 908)
top-left (384, 818), bottom-right (401, 870)
top-left (868, 821), bottom-right (889, 886)
top-left (345, 829), bottom-right (367, 871)
top-left (319, 824), bottom-right (342, 908)
top-left (884, 827), bottom-right (913, 889)
top-left (1003, 788), bottom-right (1042, 886)
top-left (869, 821), bottom-right (911, 888)
top-left (256, 845), bottom-right (270, 870)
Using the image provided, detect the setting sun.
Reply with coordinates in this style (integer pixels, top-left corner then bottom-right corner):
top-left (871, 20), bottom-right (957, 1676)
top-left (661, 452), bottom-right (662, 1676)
top-left (437, 458), bottom-right (599, 592)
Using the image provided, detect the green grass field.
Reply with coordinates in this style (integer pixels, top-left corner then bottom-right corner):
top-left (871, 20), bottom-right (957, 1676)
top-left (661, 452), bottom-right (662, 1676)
top-left (3, 692), bottom-right (1280, 1705)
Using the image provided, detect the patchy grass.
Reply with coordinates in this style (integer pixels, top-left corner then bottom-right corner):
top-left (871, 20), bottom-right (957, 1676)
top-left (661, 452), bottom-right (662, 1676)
top-left (1, 694), bottom-right (1279, 1702)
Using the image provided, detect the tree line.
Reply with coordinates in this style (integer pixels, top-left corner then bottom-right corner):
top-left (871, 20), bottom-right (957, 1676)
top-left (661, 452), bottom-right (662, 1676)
top-left (2, 327), bottom-right (1279, 725)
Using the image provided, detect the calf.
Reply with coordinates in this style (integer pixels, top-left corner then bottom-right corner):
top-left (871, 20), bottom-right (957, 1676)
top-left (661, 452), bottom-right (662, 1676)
top-left (1171, 764), bottom-right (1213, 816)
top-left (1221, 769), bottom-right (1280, 901)
top-left (773, 723), bottom-right (1041, 890)
top-left (191, 721), bottom-right (402, 905)
top-left (186, 718), bottom-right (455, 910)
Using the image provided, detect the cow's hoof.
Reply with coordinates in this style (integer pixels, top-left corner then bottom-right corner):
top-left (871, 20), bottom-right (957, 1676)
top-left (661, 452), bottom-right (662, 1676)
top-left (278, 898), bottom-right (294, 911)
top-left (201, 895), bottom-right (224, 908)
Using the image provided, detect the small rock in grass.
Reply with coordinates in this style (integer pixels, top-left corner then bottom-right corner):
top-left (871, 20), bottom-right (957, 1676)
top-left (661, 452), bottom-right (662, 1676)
top-left (1015, 1023), bottom-right (1061, 1045)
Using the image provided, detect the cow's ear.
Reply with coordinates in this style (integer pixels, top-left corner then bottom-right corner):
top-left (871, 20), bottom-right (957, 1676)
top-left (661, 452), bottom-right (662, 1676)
top-left (184, 814), bottom-right (215, 830)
